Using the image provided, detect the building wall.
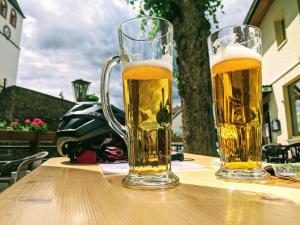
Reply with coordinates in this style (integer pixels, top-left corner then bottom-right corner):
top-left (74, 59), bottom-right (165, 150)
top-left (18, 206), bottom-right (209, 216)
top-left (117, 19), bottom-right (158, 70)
top-left (172, 111), bottom-right (182, 136)
top-left (0, 86), bottom-right (75, 131)
top-left (0, 35), bottom-right (20, 86)
top-left (0, 0), bottom-right (23, 87)
top-left (259, 0), bottom-right (300, 144)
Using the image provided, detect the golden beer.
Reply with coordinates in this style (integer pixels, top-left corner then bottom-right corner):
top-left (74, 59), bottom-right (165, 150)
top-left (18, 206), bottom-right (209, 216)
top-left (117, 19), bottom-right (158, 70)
top-left (101, 17), bottom-right (179, 188)
top-left (211, 57), bottom-right (262, 170)
top-left (122, 62), bottom-right (172, 174)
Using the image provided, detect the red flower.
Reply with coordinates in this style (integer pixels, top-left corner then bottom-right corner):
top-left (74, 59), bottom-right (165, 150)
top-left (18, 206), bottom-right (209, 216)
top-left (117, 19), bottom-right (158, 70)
top-left (24, 119), bottom-right (31, 124)
top-left (14, 118), bottom-right (19, 122)
top-left (31, 118), bottom-right (45, 126)
top-left (30, 121), bottom-right (39, 127)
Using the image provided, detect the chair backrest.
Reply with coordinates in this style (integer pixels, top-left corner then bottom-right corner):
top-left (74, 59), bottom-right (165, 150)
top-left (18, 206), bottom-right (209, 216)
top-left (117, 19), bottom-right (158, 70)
top-left (262, 144), bottom-right (287, 162)
top-left (287, 143), bottom-right (300, 162)
top-left (30, 151), bottom-right (49, 170)
top-left (23, 151), bottom-right (49, 160)
top-left (0, 159), bottom-right (24, 176)
top-left (16, 158), bottom-right (37, 181)
top-left (16, 155), bottom-right (50, 181)
top-left (0, 151), bottom-right (49, 176)
top-left (262, 144), bottom-right (279, 156)
top-left (34, 151), bottom-right (49, 159)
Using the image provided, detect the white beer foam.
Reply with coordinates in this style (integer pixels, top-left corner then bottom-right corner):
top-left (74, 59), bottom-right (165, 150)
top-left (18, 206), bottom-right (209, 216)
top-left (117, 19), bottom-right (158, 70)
top-left (210, 45), bottom-right (261, 67)
top-left (123, 56), bottom-right (173, 71)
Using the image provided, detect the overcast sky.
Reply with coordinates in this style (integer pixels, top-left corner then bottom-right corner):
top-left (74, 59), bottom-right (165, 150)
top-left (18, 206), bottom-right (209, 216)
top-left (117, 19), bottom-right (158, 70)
top-left (17, 0), bottom-right (253, 108)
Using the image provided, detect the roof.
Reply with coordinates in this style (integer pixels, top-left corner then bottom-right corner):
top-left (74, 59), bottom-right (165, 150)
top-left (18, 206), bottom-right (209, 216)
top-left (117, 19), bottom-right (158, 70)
top-left (243, 0), bottom-right (273, 26)
top-left (5, 85), bottom-right (75, 104)
top-left (173, 105), bottom-right (181, 115)
top-left (172, 106), bottom-right (182, 119)
top-left (8, 0), bottom-right (25, 18)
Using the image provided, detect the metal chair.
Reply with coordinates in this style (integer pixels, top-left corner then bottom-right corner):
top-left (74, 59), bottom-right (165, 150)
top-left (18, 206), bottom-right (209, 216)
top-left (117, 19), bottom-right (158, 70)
top-left (30, 151), bottom-right (49, 170)
top-left (262, 144), bottom-right (287, 163)
top-left (0, 158), bottom-right (36, 185)
top-left (15, 158), bottom-right (38, 181)
top-left (0, 151), bottom-right (49, 186)
top-left (286, 143), bottom-right (300, 162)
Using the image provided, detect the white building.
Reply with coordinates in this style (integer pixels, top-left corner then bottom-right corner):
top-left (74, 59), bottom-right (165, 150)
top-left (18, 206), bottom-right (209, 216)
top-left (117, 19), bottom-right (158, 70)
top-left (0, 0), bottom-right (24, 88)
top-left (245, 0), bottom-right (300, 144)
top-left (172, 106), bottom-right (182, 137)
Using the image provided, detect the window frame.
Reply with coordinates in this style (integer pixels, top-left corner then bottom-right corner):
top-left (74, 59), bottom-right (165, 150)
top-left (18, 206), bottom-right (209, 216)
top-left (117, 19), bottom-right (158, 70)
top-left (287, 78), bottom-right (300, 137)
top-left (9, 8), bottom-right (17, 28)
top-left (0, 0), bottom-right (7, 19)
top-left (273, 13), bottom-right (287, 48)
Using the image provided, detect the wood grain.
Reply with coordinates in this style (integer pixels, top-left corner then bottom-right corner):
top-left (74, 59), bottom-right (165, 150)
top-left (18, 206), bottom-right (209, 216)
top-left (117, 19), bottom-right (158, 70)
top-left (0, 155), bottom-right (299, 225)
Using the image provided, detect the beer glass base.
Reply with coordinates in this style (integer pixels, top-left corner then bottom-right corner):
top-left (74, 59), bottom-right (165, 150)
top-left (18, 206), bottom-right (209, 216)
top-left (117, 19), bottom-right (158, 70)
top-left (122, 171), bottom-right (179, 189)
top-left (215, 167), bottom-right (270, 182)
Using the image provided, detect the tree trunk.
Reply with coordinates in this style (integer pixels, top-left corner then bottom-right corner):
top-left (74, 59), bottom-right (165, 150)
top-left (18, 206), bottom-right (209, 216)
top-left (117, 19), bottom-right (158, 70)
top-left (171, 1), bottom-right (217, 156)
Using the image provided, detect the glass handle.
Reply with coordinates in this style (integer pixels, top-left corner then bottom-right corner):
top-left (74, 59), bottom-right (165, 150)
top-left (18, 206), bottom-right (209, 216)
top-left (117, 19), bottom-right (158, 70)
top-left (100, 56), bottom-right (127, 144)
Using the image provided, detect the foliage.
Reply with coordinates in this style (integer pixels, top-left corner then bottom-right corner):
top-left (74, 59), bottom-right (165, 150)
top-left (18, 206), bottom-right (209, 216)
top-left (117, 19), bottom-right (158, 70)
top-left (125, 0), bottom-right (223, 155)
top-left (0, 118), bottom-right (48, 133)
top-left (126, 0), bottom-right (223, 25)
top-left (85, 93), bottom-right (99, 102)
top-left (171, 130), bottom-right (182, 138)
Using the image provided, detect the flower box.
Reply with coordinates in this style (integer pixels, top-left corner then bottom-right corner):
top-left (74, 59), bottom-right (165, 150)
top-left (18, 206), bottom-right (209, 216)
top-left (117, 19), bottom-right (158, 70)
top-left (0, 130), bottom-right (55, 142)
top-left (0, 130), bottom-right (56, 154)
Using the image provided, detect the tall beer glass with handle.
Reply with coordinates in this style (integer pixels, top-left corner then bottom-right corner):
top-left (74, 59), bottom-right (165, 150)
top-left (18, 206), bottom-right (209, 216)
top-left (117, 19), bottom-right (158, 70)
top-left (101, 17), bottom-right (179, 189)
top-left (207, 25), bottom-right (269, 181)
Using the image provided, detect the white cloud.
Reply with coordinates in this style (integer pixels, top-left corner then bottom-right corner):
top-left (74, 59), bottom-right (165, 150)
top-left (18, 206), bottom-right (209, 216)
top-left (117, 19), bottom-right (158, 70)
top-left (40, 0), bottom-right (63, 15)
top-left (210, 0), bottom-right (254, 31)
top-left (17, 0), bottom-right (137, 108)
top-left (17, 0), bottom-right (253, 109)
top-left (22, 16), bottom-right (37, 39)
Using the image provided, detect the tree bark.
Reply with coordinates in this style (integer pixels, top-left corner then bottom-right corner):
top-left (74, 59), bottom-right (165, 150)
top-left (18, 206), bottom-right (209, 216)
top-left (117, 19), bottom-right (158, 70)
top-left (171, 0), bottom-right (217, 156)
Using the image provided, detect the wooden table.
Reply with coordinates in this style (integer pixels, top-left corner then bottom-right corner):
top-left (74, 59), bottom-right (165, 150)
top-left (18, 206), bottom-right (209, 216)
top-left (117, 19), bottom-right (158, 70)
top-left (0, 154), bottom-right (300, 225)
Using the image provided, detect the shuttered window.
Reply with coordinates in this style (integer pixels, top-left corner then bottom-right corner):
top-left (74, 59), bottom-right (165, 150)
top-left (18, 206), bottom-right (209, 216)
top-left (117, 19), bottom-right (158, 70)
top-left (0, 0), bottom-right (7, 18)
top-left (10, 8), bottom-right (17, 28)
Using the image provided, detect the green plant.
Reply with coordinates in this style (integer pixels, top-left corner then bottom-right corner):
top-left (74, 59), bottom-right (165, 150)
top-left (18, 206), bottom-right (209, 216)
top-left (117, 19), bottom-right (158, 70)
top-left (0, 118), bottom-right (48, 133)
top-left (0, 121), bottom-right (8, 130)
top-left (171, 131), bottom-right (179, 138)
top-left (27, 118), bottom-right (48, 133)
top-left (85, 93), bottom-right (99, 102)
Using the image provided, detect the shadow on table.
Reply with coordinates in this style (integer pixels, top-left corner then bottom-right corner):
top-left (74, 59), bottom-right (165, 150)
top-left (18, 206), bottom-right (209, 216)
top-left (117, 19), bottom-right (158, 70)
top-left (60, 160), bottom-right (100, 167)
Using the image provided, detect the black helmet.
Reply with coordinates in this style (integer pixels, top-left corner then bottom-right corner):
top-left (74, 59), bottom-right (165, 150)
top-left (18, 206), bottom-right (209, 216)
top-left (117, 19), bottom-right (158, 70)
top-left (56, 102), bottom-right (127, 163)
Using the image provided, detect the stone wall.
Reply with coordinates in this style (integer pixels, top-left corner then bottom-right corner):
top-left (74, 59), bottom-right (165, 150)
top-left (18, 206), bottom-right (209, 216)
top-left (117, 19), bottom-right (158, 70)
top-left (0, 86), bottom-right (75, 131)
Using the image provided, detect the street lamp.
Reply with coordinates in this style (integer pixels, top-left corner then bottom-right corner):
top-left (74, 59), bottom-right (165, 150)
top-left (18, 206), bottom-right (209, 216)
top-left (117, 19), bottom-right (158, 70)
top-left (0, 78), bottom-right (6, 94)
top-left (72, 79), bottom-right (90, 102)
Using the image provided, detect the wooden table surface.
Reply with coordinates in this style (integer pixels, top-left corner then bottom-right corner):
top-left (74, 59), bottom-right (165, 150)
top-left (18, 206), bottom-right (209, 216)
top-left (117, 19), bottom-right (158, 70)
top-left (0, 154), bottom-right (300, 225)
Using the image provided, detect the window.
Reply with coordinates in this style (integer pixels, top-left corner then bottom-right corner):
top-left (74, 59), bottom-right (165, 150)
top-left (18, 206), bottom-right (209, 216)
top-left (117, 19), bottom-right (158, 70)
top-left (9, 8), bottom-right (17, 28)
top-left (288, 79), bottom-right (300, 136)
top-left (274, 17), bottom-right (286, 47)
top-left (0, 0), bottom-right (7, 18)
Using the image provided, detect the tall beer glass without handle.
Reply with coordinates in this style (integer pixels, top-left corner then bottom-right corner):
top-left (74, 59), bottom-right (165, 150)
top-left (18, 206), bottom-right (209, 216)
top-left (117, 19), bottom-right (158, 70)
top-left (101, 17), bottom-right (179, 189)
top-left (207, 25), bottom-right (269, 181)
